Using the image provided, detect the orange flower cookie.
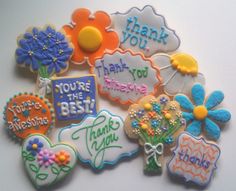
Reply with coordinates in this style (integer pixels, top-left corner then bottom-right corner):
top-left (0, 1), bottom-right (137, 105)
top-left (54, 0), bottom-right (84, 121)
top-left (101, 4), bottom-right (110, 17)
top-left (3, 93), bottom-right (54, 141)
top-left (63, 8), bottom-right (119, 66)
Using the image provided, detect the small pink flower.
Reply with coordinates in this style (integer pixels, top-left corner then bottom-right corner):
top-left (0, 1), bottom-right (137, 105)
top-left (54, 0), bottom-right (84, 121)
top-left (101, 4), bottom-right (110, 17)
top-left (37, 149), bottom-right (55, 168)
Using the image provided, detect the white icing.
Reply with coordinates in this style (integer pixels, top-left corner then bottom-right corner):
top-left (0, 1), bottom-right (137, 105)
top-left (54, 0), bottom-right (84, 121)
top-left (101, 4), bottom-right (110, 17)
top-left (93, 49), bottom-right (161, 103)
top-left (58, 110), bottom-right (139, 169)
top-left (22, 134), bottom-right (77, 188)
top-left (151, 54), bottom-right (205, 96)
top-left (167, 133), bottom-right (220, 186)
top-left (112, 5), bottom-right (180, 57)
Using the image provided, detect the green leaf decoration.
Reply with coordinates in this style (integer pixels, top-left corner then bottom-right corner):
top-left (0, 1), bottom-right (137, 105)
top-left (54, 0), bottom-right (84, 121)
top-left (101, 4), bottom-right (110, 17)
top-left (61, 165), bottom-right (72, 173)
top-left (29, 163), bottom-right (39, 173)
top-left (36, 173), bottom-right (48, 181)
top-left (22, 150), bottom-right (28, 158)
top-left (51, 166), bottom-right (60, 175)
top-left (26, 154), bottom-right (36, 162)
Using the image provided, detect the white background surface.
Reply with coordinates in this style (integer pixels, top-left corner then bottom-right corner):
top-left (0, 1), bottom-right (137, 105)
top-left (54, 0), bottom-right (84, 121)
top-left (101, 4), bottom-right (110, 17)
top-left (0, 0), bottom-right (236, 190)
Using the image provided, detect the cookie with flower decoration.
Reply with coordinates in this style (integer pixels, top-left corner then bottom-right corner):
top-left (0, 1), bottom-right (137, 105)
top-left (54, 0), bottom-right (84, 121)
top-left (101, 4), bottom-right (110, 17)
top-left (124, 94), bottom-right (186, 174)
top-left (63, 8), bottom-right (119, 66)
top-left (174, 83), bottom-right (231, 141)
top-left (151, 53), bottom-right (205, 96)
top-left (15, 25), bottom-right (73, 96)
top-left (22, 134), bottom-right (77, 189)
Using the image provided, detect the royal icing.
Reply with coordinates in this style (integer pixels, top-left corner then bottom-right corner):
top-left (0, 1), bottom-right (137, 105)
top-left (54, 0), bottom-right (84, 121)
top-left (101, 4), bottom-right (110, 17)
top-left (58, 110), bottom-right (139, 170)
top-left (124, 95), bottom-right (185, 174)
top-left (16, 26), bottom-right (73, 77)
top-left (22, 134), bottom-right (77, 188)
top-left (174, 83), bottom-right (231, 141)
top-left (151, 53), bottom-right (205, 96)
top-left (3, 93), bottom-right (54, 141)
top-left (51, 75), bottom-right (97, 121)
top-left (112, 5), bottom-right (180, 57)
top-left (91, 49), bottom-right (161, 104)
top-left (63, 8), bottom-right (119, 66)
top-left (167, 132), bottom-right (220, 186)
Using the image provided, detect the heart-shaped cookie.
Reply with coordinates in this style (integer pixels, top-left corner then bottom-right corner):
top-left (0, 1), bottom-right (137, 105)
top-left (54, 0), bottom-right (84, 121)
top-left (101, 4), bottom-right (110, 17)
top-left (22, 134), bottom-right (77, 188)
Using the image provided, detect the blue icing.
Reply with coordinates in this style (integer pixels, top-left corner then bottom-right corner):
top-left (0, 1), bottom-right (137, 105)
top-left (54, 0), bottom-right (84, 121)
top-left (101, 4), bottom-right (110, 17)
top-left (208, 109), bottom-right (231, 123)
top-left (174, 95), bottom-right (194, 111)
top-left (186, 120), bottom-right (202, 137)
top-left (52, 75), bottom-right (97, 121)
top-left (191, 83), bottom-right (205, 105)
top-left (16, 26), bottom-right (73, 75)
top-left (182, 112), bottom-right (194, 123)
top-left (121, 16), bottom-right (169, 51)
top-left (205, 118), bottom-right (220, 140)
top-left (205, 90), bottom-right (224, 110)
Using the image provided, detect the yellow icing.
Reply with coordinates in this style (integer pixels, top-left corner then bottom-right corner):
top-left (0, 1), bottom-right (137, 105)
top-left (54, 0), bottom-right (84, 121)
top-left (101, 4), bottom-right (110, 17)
top-left (32, 144), bottom-right (38, 149)
top-left (144, 103), bottom-right (152, 110)
top-left (141, 123), bottom-right (148, 130)
top-left (193, 105), bottom-right (208, 120)
top-left (78, 26), bottom-right (103, 52)
top-left (170, 53), bottom-right (198, 76)
top-left (164, 113), bottom-right (171, 120)
top-left (59, 155), bottom-right (66, 162)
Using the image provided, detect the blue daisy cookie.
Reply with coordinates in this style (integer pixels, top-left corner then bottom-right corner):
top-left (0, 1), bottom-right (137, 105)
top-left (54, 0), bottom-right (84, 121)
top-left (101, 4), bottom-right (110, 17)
top-left (174, 83), bottom-right (231, 140)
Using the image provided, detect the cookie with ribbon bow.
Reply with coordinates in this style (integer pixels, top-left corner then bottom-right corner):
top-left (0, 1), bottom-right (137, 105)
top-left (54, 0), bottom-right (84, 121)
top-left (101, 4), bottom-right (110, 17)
top-left (15, 25), bottom-right (73, 97)
top-left (124, 94), bottom-right (186, 174)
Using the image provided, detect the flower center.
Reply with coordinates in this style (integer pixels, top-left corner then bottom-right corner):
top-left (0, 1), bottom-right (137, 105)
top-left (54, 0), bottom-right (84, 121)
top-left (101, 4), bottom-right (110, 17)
top-left (59, 155), bottom-right (66, 162)
top-left (164, 113), bottom-right (171, 120)
top-left (78, 26), bottom-right (103, 52)
top-left (28, 51), bottom-right (34, 56)
top-left (144, 103), bottom-right (152, 110)
top-left (43, 156), bottom-right (49, 162)
top-left (32, 144), bottom-right (38, 149)
top-left (170, 53), bottom-right (198, 76)
top-left (193, 105), bottom-right (208, 120)
top-left (53, 57), bottom-right (57, 62)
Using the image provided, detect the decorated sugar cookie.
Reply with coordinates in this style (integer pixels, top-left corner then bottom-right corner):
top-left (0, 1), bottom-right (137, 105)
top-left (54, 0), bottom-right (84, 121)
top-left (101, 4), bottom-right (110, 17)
top-left (22, 134), bottom-right (77, 188)
top-left (174, 83), bottom-right (231, 141)
top-left (3, 93), bottom-right (54, 141)
top-left (63, 8), bottom-right (119, 66)
top-left (124, 95), bottom-right (185, 174)
top-left (151, 53), bottom-right (205, 96)
top-left (15, 26), bottom-right (73, 96)
top-left (167, 132), bottom-right (220, 186)
top-left (51, 75), bottom-right (97, 121)
top-left (112, 5), bottom-right (180, 57)
top-left (91, 49), bottom-right (162, 104)
top-left (58, 110), bottom-right (139, 170)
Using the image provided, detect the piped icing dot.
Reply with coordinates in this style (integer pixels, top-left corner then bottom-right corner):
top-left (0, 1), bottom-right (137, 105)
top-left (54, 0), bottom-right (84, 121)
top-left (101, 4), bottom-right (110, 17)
top-left (193, 105), bottom-right (208, 120)
top-left (170, 53), bottom-right (198, 76)
top-left (32, 144), bottom-right (38, 149)
top-left (144, 103), bottom-right (152, 110)
top-left (59, 155), bottom-right (66, 162)
top-left (78, 26), bottom-right (103, 52)
top-left (141, 123), bottom-right (148, 130)
top-left (164, 113), bottom-right (172, 120)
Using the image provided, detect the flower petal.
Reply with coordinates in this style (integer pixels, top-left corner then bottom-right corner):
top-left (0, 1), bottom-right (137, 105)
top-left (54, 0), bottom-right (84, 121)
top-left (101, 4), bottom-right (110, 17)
top-left (174, 95), bottom-right (194, 111)
top-left (208, 109), bottom-right (231, 123)
top-left (205, 118), bottom-right (221, 140)
top-left (186, 120), bottom-right (202, 136)
top-left (191, 83), bottom-right (205, 105)
top-left (205, 90), bottom-right (224, 110)
top-left (182, 112), bottom-right (194, 123)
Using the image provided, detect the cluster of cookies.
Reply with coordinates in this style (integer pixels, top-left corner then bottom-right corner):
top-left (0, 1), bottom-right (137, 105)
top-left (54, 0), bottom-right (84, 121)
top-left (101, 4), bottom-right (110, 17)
top-left (3, 5), bottom-right (231, 189)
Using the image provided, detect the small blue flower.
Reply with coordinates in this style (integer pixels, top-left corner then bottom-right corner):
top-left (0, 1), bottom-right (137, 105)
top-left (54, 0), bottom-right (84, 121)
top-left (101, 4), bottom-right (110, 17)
top-left (22, 110), bottom-right (30, 117)
top-left (153, 103), bottom-right (161, 113)
top-left (26, 138), bottom-right (44, 156)
top-left (164, 136), bottom-right (174, 144)
top-left (175, 83), bottom-right (231, 140)
top-left (137, 109), bottom-right (145, 118)
top-left (160, 96), bottom-right (168, 104)
top-left (151, 120), bottom-right (159, 128)
top-left (131, 120), bottom-right (139, 128)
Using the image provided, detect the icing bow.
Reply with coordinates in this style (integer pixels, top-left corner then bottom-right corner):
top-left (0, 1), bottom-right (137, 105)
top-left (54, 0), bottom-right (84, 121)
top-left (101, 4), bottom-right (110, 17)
top-left (144, 142), bottom-right (164, 167)
top-left (38, 77), bottom-right (52, 96)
